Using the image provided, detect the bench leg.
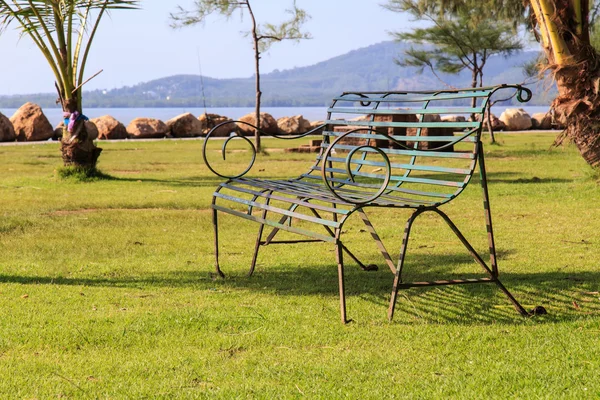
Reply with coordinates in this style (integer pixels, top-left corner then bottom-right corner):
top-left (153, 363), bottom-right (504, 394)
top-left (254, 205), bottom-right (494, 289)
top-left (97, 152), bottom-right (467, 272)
top-left (336, 237), bottom-right (350, 324)
top-left (357, 209), bottom-right (397, 274)
top-left (478, 142), bottom-right (499, 277)
top-left (249, 193), bottom-right (272, 277)
top-left (432, 208), bottom-right (529, 317)
top-left (388, 209), bottom-right (424, 321)
top-left (212, 207), bottom-right (225, 279)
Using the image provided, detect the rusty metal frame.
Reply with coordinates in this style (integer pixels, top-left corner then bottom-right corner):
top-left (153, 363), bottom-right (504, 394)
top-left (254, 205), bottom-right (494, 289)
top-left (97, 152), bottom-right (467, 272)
top-left (205, 84), bottom-right (538, 323)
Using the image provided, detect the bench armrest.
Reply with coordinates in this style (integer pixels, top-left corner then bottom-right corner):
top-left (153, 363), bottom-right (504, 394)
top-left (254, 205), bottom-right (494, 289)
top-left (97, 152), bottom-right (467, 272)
top-left (202, 120), bottom-right (326, 179)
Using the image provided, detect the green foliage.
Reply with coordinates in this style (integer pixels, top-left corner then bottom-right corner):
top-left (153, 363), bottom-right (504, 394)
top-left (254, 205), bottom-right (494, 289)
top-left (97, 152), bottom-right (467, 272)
top-left (383, 0), bottom-right (528, 26)
top-left (0, 0), bottom-right (140, 111)
top-left (171, 0), bottom-right (310, 58)
top-left (385, 0), bottom-right (522, 88)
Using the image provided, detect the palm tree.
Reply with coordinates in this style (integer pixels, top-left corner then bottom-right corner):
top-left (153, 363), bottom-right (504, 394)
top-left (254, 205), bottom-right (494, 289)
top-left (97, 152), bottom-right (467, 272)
top-left (0, 0), bottom-right (139, 170)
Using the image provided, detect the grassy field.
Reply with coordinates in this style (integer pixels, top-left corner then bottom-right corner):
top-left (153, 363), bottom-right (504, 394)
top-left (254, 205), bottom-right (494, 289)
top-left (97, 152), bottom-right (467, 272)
top-left (0, 134), bottom-right (599, 399)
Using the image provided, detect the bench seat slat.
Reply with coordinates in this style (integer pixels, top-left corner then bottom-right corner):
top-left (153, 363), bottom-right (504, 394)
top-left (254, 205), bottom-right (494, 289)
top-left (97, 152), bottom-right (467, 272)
top-left (212, 205), bottom-right (336, 243)
top-left (298, 177), bottom-right (452, 200)
top-left (236, 177), bottom-right (442, 206)
top-left (219, 183), bottom-right (349, 215)
top-left (301, 174), bottom-right (453, 200)
top-left (240, 178), bottom-right (350, 205)
top-left (296, 178), bottom-right (442, 204)
top-left (214, 192), bottom-right (341, 228)
top-left (312, 166), bottom-right (464, 188)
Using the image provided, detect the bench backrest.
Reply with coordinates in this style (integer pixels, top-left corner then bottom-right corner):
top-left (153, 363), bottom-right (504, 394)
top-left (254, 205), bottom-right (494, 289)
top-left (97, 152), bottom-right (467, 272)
top-left (300, 85), bottom-right (530, 206)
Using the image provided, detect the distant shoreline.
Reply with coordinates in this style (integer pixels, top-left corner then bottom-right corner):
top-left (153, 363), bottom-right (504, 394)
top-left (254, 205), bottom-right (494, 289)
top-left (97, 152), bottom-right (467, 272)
top-left (1, 105), bottom-right (552, 128)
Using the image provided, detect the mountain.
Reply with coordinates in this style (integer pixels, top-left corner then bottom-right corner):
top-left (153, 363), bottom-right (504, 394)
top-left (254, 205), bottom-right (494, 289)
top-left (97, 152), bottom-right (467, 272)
top-left (0, 41), bottom-right (553, 108)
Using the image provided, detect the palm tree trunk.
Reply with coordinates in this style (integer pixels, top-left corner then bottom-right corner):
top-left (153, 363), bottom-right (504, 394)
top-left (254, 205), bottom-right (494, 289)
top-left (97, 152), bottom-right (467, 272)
top-left (531, 0), bottom-right (600, 167)
top-left (59, 93), bottom-right (102, 168)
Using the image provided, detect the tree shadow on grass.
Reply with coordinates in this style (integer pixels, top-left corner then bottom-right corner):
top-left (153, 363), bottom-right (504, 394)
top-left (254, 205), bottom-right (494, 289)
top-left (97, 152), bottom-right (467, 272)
top-left (1, 251), bottom-right (598, 325)
top-left (470, 171), bottom-right (573, 185)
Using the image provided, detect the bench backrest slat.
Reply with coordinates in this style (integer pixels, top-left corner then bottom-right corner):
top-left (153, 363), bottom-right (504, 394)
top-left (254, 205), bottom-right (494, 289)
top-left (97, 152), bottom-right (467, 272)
top-left (305, 86), bottom-right (525, 206)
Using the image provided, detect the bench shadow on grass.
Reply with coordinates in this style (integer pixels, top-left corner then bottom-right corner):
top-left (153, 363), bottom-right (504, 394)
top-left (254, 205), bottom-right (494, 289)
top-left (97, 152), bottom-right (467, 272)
top-left (1, 251), bottom-right (598, 325)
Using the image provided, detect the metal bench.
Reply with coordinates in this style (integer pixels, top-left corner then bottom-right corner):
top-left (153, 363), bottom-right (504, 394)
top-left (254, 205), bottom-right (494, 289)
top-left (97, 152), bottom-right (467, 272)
top-left (202, 84), bottom-right (537, 323)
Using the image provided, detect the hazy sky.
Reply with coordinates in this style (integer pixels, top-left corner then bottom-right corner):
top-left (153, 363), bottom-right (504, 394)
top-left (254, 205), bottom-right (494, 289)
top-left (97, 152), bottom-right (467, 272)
top-left (0, 0), bottom-right (417, 95)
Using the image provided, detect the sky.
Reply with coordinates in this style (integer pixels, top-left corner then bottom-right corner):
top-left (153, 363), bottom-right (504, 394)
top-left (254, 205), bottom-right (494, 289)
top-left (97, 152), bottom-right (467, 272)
top-left (0, 0), bottom-right (419, 95)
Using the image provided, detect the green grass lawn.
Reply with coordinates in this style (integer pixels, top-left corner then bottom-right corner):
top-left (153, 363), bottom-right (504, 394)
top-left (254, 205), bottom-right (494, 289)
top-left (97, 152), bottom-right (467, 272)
top-left (0, 134), bottom-right (599, 399)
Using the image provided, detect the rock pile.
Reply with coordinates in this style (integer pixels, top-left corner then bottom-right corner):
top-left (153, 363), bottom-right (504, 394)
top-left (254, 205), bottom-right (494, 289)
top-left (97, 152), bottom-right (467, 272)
top-left (0, 103), bottom-right (565, 145)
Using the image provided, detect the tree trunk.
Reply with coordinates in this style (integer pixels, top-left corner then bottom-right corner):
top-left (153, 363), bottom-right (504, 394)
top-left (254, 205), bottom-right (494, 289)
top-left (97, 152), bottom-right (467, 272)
top-left (247, 1), bottom-right (262, 152)
top-left (60, 96), bottom-right (102, 169)
top-left (254, 54), bottom-right (262, 152)
top-left (486, 102), bottom-right (496, 144)
top-left (531, 0), bottom-right (600, 168)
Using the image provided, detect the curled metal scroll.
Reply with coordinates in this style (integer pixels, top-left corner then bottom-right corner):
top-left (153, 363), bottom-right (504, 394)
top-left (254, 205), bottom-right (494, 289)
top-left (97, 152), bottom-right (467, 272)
top-left (202, 120), bottom-right (326, 179)
top-left (321, 128), bottom-right (392, 205)
top-left (490, 84), bottom-right (533, 104)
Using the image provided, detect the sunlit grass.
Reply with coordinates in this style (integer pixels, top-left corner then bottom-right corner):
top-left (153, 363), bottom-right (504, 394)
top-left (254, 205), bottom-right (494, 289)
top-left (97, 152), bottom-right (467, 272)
top-left (0, 133), bottom-right (598, 398)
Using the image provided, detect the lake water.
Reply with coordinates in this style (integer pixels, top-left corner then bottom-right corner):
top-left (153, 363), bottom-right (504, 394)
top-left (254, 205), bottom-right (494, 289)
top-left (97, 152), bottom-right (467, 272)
top-left (0, 105), bottom-right (552, 128)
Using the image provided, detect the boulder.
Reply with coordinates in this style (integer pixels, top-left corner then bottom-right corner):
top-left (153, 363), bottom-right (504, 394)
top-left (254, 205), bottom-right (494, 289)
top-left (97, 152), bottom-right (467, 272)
top-left (350, 115), bottom-right (372, 122)
top-left (277, 115), bottom-right (312, 135)
top-left (85, 121), bottom-right (100, 140)
top-left (441, 115), bottom-right (466, 123)
top-left (309, 120), bottom-right (326, 135)
top-left (10, 102), bottom-right (53, 141)
top-left (0, 112), bottom-right (15, 142)
top-left (127, 118), bottom-right (169, 139)
top-left (499, 108), bottom-right (532, 131)
top-left (531, 112), bottom-right (552, 130)
top-left (482, 114), bottom-right (506, 131)
top-left (237, 112), bottom-right (278, 136)
top-left (419, 114), bottom-right (441, 123)
top-left (198, 113), bottom-right (237, 137)
top-left (54, 121), bottom-right (99, 141)
top-left (91, 115), bottom-right (128, 140)
top-left (166, 113), bottom-right (203, 137)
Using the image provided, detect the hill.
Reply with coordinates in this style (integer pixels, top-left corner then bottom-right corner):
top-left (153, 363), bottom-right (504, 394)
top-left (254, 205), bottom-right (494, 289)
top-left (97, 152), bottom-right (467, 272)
top-left (0, 41), bottom-right (553, 108)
